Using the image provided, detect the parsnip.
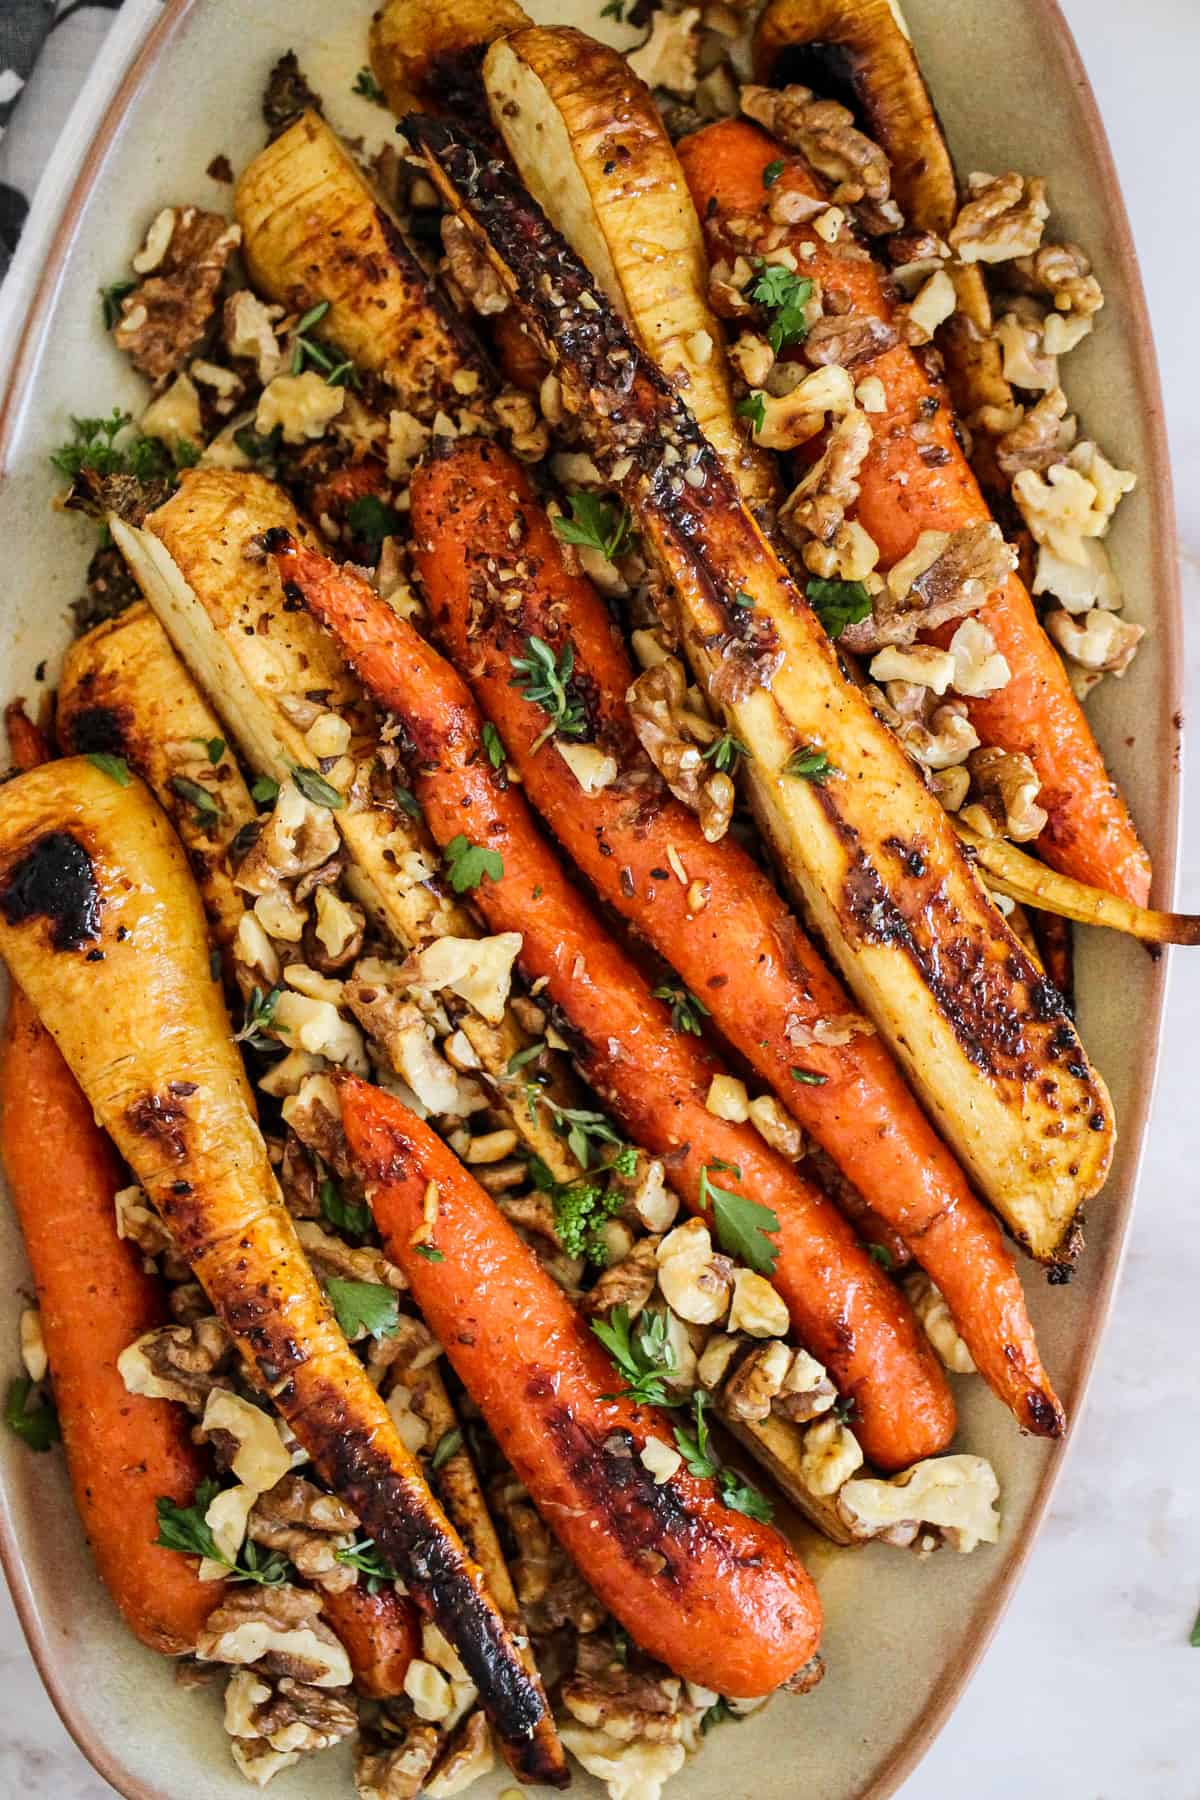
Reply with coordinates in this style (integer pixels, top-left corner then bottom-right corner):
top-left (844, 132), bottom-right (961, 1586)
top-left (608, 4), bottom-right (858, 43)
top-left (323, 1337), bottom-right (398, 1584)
top-left (113, 468), bottom-right (576, 1180)
top-left (235, 112), bottom-right (491, 419)
top-left (370, 0), bottom-right (529, 114)
top-left (58, 602), bottom-right (255, 965)
top-left (410, 119), bottom-right (1115, 1262)
top-left (0, 759), bottom-right (565, 1785)
top-left (484, 26), bottom-right (776, 511)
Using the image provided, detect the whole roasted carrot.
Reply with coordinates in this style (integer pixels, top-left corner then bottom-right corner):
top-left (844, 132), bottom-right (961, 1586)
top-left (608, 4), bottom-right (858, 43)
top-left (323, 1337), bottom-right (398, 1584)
top-left (0, 983), bottom-right (220, 1653)
top-left (406, 438), bottom-right (1062, 1437)
top-left (321, 1583), bottom-right (420, 1698)
top-left (675, 119), bottom-right (1151, 907)
top-left (272, 534), bottom-right (955, 1471)
top-left (338, 1075), bottom-right (823, 1698)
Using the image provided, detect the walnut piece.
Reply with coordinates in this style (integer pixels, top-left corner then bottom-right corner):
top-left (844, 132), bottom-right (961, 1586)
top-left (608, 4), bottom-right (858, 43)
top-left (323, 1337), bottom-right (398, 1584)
top-left (779, 407), bottom-right (872, 550)
top-left (967, 746), bottom-right (1047, 843)
top-left (656, 1219), bottom-right (735, 1325)
top-left (803, 312), bottom-right (899, 369)
top-left (739, 84), bottom-right (898, 220)
top-left (1045, 607), bottom-right (1143, 677)
top-left (224, 1666), bottom-right (357, 1756)
top-left (113, 206), bottom-right (241, 381)
top-left (198, 1584), bottom-right (353, 1687)
top-left (842, 522), bottom-right (1015, 653)
top-left (837, 1452), bottom-right (1001, 1551)
top-left (627, 658), bottom-right (735, 844)
top-left (117, 1317), bottom-right (231, 1413)
top-left (903, 1272), bottom-right (976, 1374)
top-left (628, 7), bottom-right (701, 97)
top-left (583, 1236), bottom-right (662, 1321)
top-left (1009, 241), bottom-right (1103, 318)
top-left (441, 215), bottom-right (510, 316)
top-left (246, 1475), bottom-right (359, 1592)
top-left (994, 386), bottom-right (1076, 477)
top-left (563, 1663), bottom-right (685, 1745)
top-left (948, 171), bottom-right (1049, 265)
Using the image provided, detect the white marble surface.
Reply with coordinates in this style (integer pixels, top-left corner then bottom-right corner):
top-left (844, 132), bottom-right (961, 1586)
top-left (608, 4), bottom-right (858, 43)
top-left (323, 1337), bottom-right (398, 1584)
top-left (1, 0), bottom-right (1198, 1794)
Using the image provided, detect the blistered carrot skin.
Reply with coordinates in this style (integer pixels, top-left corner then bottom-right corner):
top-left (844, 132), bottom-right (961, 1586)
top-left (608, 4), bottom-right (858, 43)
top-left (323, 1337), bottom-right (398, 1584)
top-left (0, 986), bottom-right (221, 1653)
top-left (274, 536), bottom-right (955, 1471)
top-left (676, 118), bottom-right (1151, 908)
top-left (338, 1075), bottom-right (823, 1698)
top-left (321, 1583), bottom-right (420, 1699)
top-left (404, 439), bottom-right (1063, 1439)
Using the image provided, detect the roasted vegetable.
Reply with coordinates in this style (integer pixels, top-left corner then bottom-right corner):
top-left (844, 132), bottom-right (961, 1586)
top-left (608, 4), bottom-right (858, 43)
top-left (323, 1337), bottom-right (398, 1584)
top-left (236, 111), bottom-right (491, 418)
top-left (484, 25), bottom-right (775, 510)
top-left (370, 0), bottom-right (528, 115)
top-left (0, 758), bottom-right (565, 1786)
top-left (408, 118), bottom-right (1115, 1264)
top-left (112, 467), bottom-right (575, 1180)
top-left (340, 1074), bottom-right (825, 1698)
top-left (58, 602), bottom-right (256, 967)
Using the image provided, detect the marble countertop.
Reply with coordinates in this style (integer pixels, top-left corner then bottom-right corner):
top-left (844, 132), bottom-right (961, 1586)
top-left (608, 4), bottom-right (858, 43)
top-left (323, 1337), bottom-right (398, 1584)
top-left (1, 0), bottom-right (1197, 1794)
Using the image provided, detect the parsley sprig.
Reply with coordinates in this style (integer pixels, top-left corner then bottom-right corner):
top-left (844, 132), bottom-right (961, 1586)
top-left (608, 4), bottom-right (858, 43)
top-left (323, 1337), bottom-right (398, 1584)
top-left (443, 834), bottom-right (504, 894)
top-left (4, 1377), bottom-right (60, 1452)
top-left (698, 1160), bottom-right (780, 1277)
top-left (747, 264), bottom-right (815, 355)
top-left (50, 408), bottom-right (196, 483)
top-left (592, 1305), bottom-right (678, 1407)
top-left (155, 1479), bottom-right (290, 1584)
top-left (523, 1090), bottom-right (635, 1174)
top-left (320, 1175), bottom-right (373, 1241)
top-left (510, 636), bottom-right (588, 753)
top-left (551, 492), bottom-right (632, 562)
top-left (805, 577), bottom-right (872, 639)
top-left (347, 494), bottom-right (403, 548)
top-left (326, 1278), bottom-right (400, 1342)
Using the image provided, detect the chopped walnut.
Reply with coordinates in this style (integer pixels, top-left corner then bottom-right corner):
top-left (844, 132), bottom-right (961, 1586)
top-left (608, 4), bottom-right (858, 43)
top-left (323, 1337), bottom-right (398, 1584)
top-left (236, 781), bottom-right (341, 894)
top-left (224, 1666), bottom-right (357, 1758)
top-left (113, 206), bottom-right (241, 381)
top-left (441, 215), bottom-right (509, 317)
top-left (246, 1475), bottom-right (359, 1592)
top-left (739, 85), bottom-right (898, 220)
top-left (355, 1720), bottom-right (441, 1800)
top-left (628, 6), bottom-right (701, 97)
top-left (198, 1584), bottom-right (353, 1687)
top-left (903, 1272), bottom-right (975, 1374)
top-left (114, 1182), bottom-right (177, 1260)
top-left (297, 1219), bottom-right (406, 1298)
top-left (842, 522), bottom-right (1015, 652)
top-left (779, 407), bottom-right (872, 549)
top-left (256, 372), bottom-right (345, 445)
top-left (582, 1235), bottom-right (662, 1321)
top-left (869, 683), bottom-right (980, 772)
top-left (117, 1316), bottom-right (232, 1412)
top-left (994, 386), bottom-right (1076, 476)
top-left (994, 308), bottom-right (1059, 392)
top-left (492, 386), bottom-right (550, 462)
top-left (344, 984), bottom-right (460, 1116)
top-left (490, 1478), bottom-right (605, 1635)
top-left (1045, 607), bottom-right (1143, 677)
top-left (224, 290), bottom-right (286, 384)
top-left (1012, 460), bottom-right (1116, 564)
top-left (967, 746), bottom-right (1047, 843)
top-left (656, 1219), bottom-right (734, 1325)
top-left (895, 268), bottom-right (957, 346)
top-left (785, 1010), bottom-right (874, 1050)
top-left (398, 933), bottom-right (522, 1026)
top-left (1009, 241), bottom-right (1104, 318)
top-left (627, 658), bottom-right (734, 843)
top-left (723, 1340), bottom-right (836, 1425)
top-left (948, 171), bottom-right (1049, 265)
top-left (947, 617), bottom-right (1011, 698)
top-left (838, 1453), bottom-right (1001, 1552)
top-left (803, 312), bottom-right (899, 369)
top-left (798, 1416), bottom-right (864, 1496)
top-left (562, 1664), bottom-right (685, 1745)
top-left (559, 1729), bottom-right (685, 1800)
top-left (425, 1709), bottom-right (494, 1797)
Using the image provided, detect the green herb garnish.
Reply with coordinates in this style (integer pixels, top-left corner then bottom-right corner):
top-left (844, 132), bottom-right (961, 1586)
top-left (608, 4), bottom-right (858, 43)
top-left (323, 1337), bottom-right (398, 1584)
top-left (698, 1162), bottom-right (780, 1277)
top-left (412, 1243), bottom-right (445, 1263)
top-left (592, 1305), bottom-right (678, 1407)
top-left (702, 730), bottom-right (749, 774)
top-left (762, 160), bottom-right (785, 189)
top-left (393, 781), bottom-right (420, 819)
top-left (790, 1066), bottom-right (828, 1086)
top-left (290, 764), bottom-right (344, 809)
top-left (49, 409), bottom-right (178, 482)
top-left (509, 635), bottom-right (588, 753)
top-left (155, 1479), bottom-right (291, 1584)
top-left (235, 985), bottom-right (282, 1050)
top-left (430, 1428), bottom-right (463, 1473)
top-left (195, 736), bottom-right (226, 765)
top-left (87, 751), bottom-right (131, 787)
top-left (551, 491), bottom-right (632, 562)
top-left (335, 1538), bottom-right (397, 1593)
top-left (482, 722), bottom-right (506, 771)
top-left (784, 745), bottom-right (836, 783)
top-left (443, 834), bottom-right (504, 894)
top-left (352, 66), bottom-right (386, 104)
top-left (251, 775), bottom-right (280, 808)
top-left (169, 775), bottom-right (220, 828)
top-left (4, 1378), bottom-right (60, 1452)
top-left (320, 1176), bottom-right (372, 1241)
top-left (717, 1467), bottom-right (774, 1521)
top-left (347, 494), bottom-right (403, 548)
top-left (748, 264), bottom-right (814, 354)
top-left (652, 980), bottom-right (709, 1037)
top-left (100, 278), bottom-right (137, 330)
top-left (867, 1242), bottom-right (895, 1270)
top-left (736, 390), bottom-right (766, 435)
top-left (326, 1278), bottom-right (400, 1341)
top-left (673, 1392), bottom-right (717, 1479)
top-left (805, 576), bottom-right (872, 639)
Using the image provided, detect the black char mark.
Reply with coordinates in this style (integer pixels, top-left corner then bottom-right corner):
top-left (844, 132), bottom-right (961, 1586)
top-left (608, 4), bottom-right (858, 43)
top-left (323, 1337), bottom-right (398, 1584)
top-left (61, 704), bottom-right (129, 757)
top-left (0, 832), bottom-right (102, 951)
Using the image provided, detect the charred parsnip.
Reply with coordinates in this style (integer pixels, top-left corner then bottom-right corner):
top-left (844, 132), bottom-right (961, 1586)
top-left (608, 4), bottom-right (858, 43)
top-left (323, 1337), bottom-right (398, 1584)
top-left (408, 119), bottom-right (1114, 1264)
top-left (0, 759), bottom-right (565, 1786)
top-left (370, 0), bottom-right (528, 116)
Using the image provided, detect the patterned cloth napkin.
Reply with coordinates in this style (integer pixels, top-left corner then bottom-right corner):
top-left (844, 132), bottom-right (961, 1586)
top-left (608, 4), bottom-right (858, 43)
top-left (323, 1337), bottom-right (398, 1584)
top-left (0, 0), bottom-right (126, 279)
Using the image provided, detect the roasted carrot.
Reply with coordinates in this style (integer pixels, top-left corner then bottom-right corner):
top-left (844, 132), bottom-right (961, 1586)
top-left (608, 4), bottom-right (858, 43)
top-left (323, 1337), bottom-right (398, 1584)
top-left (675, 118), bottom-right (1151, 906)
top-left (338, 1075), bottom-right (822, 1698)
top-left (405, 438), bottom-right (1062, 1437)
top-left (0, 984), bottom-right (220, 1653)
top-left (273, 534), bottom-right (955, 1471)
top-left (321, 1582), bottom-right (420, 1699)
top-left (0, 758), bottom-right (565, 1787)
top-left (4, 701), bottom-right (49, 774)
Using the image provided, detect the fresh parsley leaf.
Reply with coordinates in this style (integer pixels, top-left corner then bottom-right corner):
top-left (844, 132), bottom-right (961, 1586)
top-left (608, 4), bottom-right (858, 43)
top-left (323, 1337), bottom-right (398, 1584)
top-left (762, 160), bottom-right (785, 189)
top-left (805, 576), bottom-right (872, 639)
top-left (4, 1378), bottom-right (60, 1452)
top-left (790, 1065), bottom-right (828, 1086)
top-left (698, 1163), bottom-right (780, 1276)
top-left (702, 730), bottom-right (749, 774)
top-left (100, 278), bottom-right (137, 329)
top-left (393, 781), bottom-right (421, 819)
top-left (509, 635), bottom-right (588, 752)
top-left (832, 1394), bottom-right (858, 1425)
top-left (320, 1176), bottom-right (372, 1240)
top-left (717, 1466), bottom-right (774, 1522)
top-left (592, 1305), bottom-right (678, 1407)
top-left (701, 1699), bottom-right (735, 1733)
top-left (326, 1278), bottom-right (400, 1341)
top-left (600, 0), bottom-right (625, 15)
top-left (736, 390), bottom-right (766, 435)
top-left (155, 1480), bottom-right (290, 1583)
top-left (784, 744), bottom-right (836, 783)
top-left (290, 764), bottom-right (344, 809)
top-left (335, 1537), bottom-right (397, 1592)
top-left (251, 775), bottom-right (280, 807)
top-left (733, 589), bottom-right (756, 608)
top-left (482, 721), bottom-right (506, 771)
top-left (352, 66), bottom-right (386, 104)
top-left (169, 775), bottom-right (220, 827)
top-left (347, 494), bottom-right (403, 548)
top-left (174, 439), bottom-right (202, 469)
top-left (234, 423), bottom-right (283, 465)
top-left (651, 980), bottom-right (709, 1037)
top-left (551, 491), bottom-right (632, 561)
top-left (412, 1241), bottom-right (445, 1263)
top-left (748, 265), bottom-right (814, 354)
top-left (673, 1392), bottom-right (717, 1479)
top-left (867, 1242), bottom-right (895, 1270)
top-left (49, 409), bottom-right (175, 484)
top-left (430, 1427), bottom-right (463, 1473)
top-left (443, 834), bottom-right (504, 894)
top-left (195, 736), bottom-right (226, 765)
top-left (235, 985), bottom-right (282, 1050)
top-left (87, 751), bottom-right (131, 787)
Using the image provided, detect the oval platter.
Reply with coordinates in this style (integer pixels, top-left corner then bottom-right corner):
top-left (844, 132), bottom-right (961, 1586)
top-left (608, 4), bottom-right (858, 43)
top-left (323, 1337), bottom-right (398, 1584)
top-left (0, 1), bottom-right (1182, 1796)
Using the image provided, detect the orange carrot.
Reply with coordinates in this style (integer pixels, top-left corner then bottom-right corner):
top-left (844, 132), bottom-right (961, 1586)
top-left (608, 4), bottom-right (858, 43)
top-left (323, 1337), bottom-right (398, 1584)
top-left (0, 984), bottom-right (220, 1652)
top-left (339, 1075), bottom-right (823, 1697)
top-left (322, 1583), bottom-right (420, 1698)
top-left (676, 118), bottom-right (1151, 906)
top-left (405, 438), bottom-right (1063, 1438)
top-left (273, 534), bottom-right (956, 1471)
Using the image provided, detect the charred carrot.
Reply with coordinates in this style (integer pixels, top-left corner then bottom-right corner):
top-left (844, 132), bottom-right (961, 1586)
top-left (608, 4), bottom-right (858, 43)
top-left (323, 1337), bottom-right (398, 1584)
top-left (273, 535), bottom-right (955, 1471)
top-left (338, 1075), bottom-right (823, 1697)
top-left (0, 984), bottom-right (221, 1652)
top-left (405, 438), bottom-right (1062, 1437)
top-left (675, 118), bottom-right (1150, 906)
top-left (321, 1583), bottom-right (420, 1699)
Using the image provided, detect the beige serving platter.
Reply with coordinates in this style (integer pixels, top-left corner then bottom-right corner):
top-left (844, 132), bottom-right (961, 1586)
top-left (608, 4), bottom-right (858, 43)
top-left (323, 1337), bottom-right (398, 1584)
top-left (0, 0), bottom-right (1181, 1796)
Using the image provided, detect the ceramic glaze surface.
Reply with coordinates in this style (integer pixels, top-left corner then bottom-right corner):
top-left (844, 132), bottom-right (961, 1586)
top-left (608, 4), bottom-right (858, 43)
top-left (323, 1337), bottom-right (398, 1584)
top-left (0, 0), bottom-right (1188, 1795)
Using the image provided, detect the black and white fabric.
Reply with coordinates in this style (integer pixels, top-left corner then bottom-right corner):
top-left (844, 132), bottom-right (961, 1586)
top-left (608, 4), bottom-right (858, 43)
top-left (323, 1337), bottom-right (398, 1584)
top-left (0, 0), bottom-right (126, 279)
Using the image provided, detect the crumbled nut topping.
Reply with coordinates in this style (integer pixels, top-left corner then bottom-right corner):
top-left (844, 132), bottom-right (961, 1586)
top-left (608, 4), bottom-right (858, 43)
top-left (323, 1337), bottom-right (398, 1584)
top-left (627, 658), bottom-right (734, 843)
top-left (113, 205), bottom-right (241, 381)
top-left (948, 171), bottom-right (1049, 264)
top-left (739, 84), bottom-right (900, 225)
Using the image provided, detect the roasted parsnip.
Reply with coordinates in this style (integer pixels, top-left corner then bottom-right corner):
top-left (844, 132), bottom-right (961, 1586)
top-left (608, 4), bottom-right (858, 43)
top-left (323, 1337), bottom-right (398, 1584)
top-left (484, 26), bottom-right (776, 509)
top-left (113, 467), bottom-right (575, 1179)
top-left (370, 0), bottom-right (529, 115)
top-left (409, 120), bottom-right (1114, 1262)
top-left (0, 757), bottom-right (565, 1786)
top-left (236, 112), bottom-right (491, 418)
top-left (57, 602), bottom-right (256, 967)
